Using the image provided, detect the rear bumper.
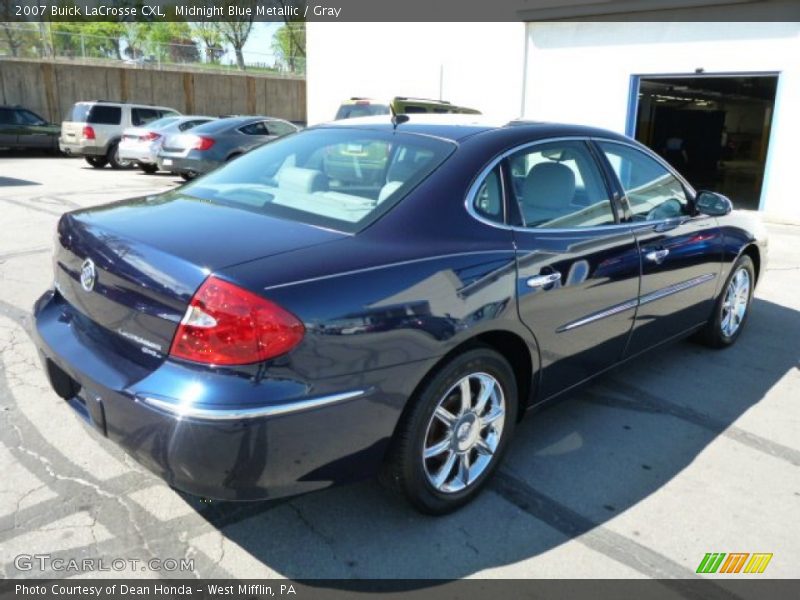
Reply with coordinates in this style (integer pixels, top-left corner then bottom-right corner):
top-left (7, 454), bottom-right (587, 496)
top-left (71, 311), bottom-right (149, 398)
top-left (33, 290), bottom-right (420, 500)
top-left (157, 155), bottom-right (219, 175)
top-left (59, 140), bottom-right (105, 156)
top-left (119, 143), bottom-right (158, 165)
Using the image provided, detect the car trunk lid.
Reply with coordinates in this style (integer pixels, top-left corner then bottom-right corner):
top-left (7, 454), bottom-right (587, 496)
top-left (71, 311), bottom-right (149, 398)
top-left (54, 193), bottom-right (345, 368)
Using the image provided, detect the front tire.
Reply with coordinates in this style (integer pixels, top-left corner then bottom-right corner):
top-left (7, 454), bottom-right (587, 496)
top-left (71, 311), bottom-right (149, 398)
top-left (382, 347), bottom-right (518, 515)
top-left (697, 254), bottom-right (755, 348)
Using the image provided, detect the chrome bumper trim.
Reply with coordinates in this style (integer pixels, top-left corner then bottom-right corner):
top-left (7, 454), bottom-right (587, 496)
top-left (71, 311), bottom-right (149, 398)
top-left (139, 390), bottom-right (366, 421)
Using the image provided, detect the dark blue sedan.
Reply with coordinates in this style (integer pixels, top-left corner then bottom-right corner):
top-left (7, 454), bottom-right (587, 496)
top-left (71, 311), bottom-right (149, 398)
top-left (33, 115), bottom-right (767, 514)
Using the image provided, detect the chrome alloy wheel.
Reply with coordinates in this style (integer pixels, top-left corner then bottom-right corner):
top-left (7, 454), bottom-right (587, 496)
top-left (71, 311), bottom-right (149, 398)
top-left (721, 267), bottom-right (751, 337)
top-left (422, 372), bottom-right (506, 494)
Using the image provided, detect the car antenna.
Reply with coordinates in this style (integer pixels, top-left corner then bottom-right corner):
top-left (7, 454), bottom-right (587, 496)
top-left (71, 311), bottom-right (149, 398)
top-left (390, 105), bottom-right (409, 130)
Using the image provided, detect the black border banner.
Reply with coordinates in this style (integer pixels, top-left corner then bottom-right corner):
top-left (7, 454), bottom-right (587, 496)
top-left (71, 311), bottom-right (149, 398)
top-left (2, 579), bottom-right (800, 600)
top-left (2, 0), bottom-right (800, 22)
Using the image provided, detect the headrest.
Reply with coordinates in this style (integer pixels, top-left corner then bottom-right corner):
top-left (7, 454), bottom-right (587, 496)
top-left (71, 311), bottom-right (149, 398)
top-left (522, 162), bottom-right (576, 209)
top-left (278, 167), bottom-right (327, 193)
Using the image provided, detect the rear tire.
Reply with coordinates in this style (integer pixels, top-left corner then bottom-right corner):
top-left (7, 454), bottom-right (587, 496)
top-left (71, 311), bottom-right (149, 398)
top-left (382, 347), bottom-right (518, 515)
top-left (180, 172), bottom-right (195, 181)
top-left (85, 156), bottom-right (108, 169)
top-left (108, 142), bottom-right (133, 169)
top-left (140, 163), bottom-right (158, 174)
top-left (226, 153), bottom-right (242, 162)
top-left (696, 254), bottom-right (755, 348)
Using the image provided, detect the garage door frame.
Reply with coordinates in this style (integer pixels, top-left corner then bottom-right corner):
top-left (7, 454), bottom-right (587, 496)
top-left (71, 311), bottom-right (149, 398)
top-left (625, 70), bottom-right (782, 211)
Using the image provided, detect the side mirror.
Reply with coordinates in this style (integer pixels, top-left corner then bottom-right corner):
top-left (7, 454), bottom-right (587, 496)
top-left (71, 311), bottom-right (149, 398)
top-left (695, 191), bottom-right (733, 216)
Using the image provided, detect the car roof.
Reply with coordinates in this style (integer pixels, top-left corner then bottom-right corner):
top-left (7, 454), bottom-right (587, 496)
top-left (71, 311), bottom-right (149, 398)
top-left (316, 113), bottom-right (630, 143)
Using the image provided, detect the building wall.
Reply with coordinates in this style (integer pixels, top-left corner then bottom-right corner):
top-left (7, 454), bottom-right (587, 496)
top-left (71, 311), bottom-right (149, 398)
top-left (0, 59), bottom-right (307, 123)
top-left (306, 22), bottom-right (526, 125)
top-left (524, 22), bottom-right (800, 218)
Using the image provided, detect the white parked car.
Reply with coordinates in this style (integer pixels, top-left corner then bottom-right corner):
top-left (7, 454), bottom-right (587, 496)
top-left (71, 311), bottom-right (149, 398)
top-left (118, 115), bottom-right (216, 173)
top-left (59, 101), bottom-right (180, 169)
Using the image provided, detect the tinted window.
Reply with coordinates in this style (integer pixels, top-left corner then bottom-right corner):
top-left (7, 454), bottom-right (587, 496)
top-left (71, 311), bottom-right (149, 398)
top-left (190, 119), bottom-right (240, 135)
top-left (472, 166), bottom-right (504, 224)
top-left (70, 104), bottom-right (90, 122)
top-left (16, 109), bottom-right (46, 125)
top-left (335, 103), bottom-right (390, 120)
top-left (0, 108), bottom-right (15, 124)
top-left (178, 119), bottom-right (212, 132)
top-left (87, 105), bottom-right (121, 125)
top-left (239, 121), bottom-right (269, 136)
top-left (132, 108), bottom-right (160, 126)
top-left (144, 116), bottom-right (180, 130)
top-left (181, 128), bottom-right (455, 233)
top-left (507, 141), bottom-right (615, 229)
top-left (265, 121), bottom-right (296, 137)
top-left (598, 141), bottom-right (689, 221)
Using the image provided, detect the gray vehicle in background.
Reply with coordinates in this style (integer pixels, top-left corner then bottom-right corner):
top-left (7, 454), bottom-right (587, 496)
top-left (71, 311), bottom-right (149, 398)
top-left (157, 116), bottom-right (299, 180)
top-left (118, 115), bottom-right (216, 173)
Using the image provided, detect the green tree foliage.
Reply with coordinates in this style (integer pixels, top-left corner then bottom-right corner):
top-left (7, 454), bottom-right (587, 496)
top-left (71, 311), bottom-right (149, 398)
top-left (191, 22), bottom-right (225, 64)
top-left (214, 1), bottom-right (257, 70)
top-left (272, 22), bottom-right (305, 73)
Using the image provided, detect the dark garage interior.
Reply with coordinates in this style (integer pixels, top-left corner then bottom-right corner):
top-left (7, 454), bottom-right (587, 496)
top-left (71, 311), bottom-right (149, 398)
top-left (634, 75), bottom-right (778, 210)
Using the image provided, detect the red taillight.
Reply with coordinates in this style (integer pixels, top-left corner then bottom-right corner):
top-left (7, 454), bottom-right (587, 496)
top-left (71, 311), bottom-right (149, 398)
top-left (82, 126), bottom-right (95, 140)
top-left (169, 276), bottom-right (304, 366)
top-left (141, 132), bottom-right (161, 142)
top-left (192, 136), bottom-right (215, 151)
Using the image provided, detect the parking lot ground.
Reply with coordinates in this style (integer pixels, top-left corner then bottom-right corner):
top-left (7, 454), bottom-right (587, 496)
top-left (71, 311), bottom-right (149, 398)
top-left (1, 155), bottom-right (798, 581)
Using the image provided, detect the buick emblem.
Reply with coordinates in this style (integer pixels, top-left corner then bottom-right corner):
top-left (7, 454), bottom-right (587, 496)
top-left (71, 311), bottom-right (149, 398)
top-left (80, 258), bottom-right (96, 292)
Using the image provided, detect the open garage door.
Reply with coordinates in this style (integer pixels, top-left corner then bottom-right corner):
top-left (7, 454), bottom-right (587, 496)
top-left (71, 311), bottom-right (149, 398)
top-left (633, 75), bottom-right (777, 210)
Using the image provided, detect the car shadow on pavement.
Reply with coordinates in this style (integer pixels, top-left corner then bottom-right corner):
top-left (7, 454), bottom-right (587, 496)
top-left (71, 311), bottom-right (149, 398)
top-left (188, 297), bottom-right (799, 581)
top-left (0, 176), bottom-right (41, 187)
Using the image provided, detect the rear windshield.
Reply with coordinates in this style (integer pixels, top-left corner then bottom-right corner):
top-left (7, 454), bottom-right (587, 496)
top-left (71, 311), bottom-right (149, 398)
top-left (189, 119), bottom-right (241, 134)
top-left (70, 104), bottom-right (121, 125)
top-left (335, 103), bottom-right (390, 120)
top-left (181, 128), bottom-right (455, 233)
top-left (144, 116), bottom-right (180, 130)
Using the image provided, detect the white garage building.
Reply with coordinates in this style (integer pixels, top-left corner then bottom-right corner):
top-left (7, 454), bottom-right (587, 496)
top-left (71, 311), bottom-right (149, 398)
top-left (307, 9), bottom-right (800, 219)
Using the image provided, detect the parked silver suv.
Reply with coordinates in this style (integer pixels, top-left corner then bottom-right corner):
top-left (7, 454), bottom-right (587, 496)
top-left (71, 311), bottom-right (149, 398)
top-left (60, 101), bottom-right (180, 169)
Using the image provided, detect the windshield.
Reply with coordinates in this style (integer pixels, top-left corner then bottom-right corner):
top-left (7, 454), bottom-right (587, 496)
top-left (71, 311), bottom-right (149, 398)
top-left (335, 104), bottom-right (390, 120)
top-left (181, 127), bottom-right (455, 233)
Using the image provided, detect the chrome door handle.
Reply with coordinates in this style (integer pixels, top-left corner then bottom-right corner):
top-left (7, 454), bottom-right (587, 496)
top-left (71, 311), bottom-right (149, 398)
top-left (526, 272), bottom-right (561, 288)
top-left (644, 248), bottom-right (670, 263)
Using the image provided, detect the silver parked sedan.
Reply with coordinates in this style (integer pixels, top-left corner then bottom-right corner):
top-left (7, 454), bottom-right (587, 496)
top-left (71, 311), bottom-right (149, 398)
top-left (118, 115), bottom-right (216, 173)
top-left (156, 116), bottom-right (299, 180)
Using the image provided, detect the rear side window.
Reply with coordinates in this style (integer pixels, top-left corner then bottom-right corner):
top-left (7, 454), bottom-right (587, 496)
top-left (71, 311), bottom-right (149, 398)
top-left (265, 121), bottom-right (296, 137)
top-left (87, 105), bottom-right (121, 125)
top-left (181, 128), bottom-right (455, 233)
top-left (178, 119), bottom-right (212, 131)
top-left (70, 104), bottom-right (90, 122)
top-left (0, 108), bottom-right (14, 124)
top-left (506, 140), bottom-right (615, 229)
top-left (132, 108), bottom-right (160, 126)
top-left (239, 121), bottom-right (269, 135)
top-left (16, 109), bottom-right (46, 125)
top-left (473, 166), bottom-right (504, 224)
